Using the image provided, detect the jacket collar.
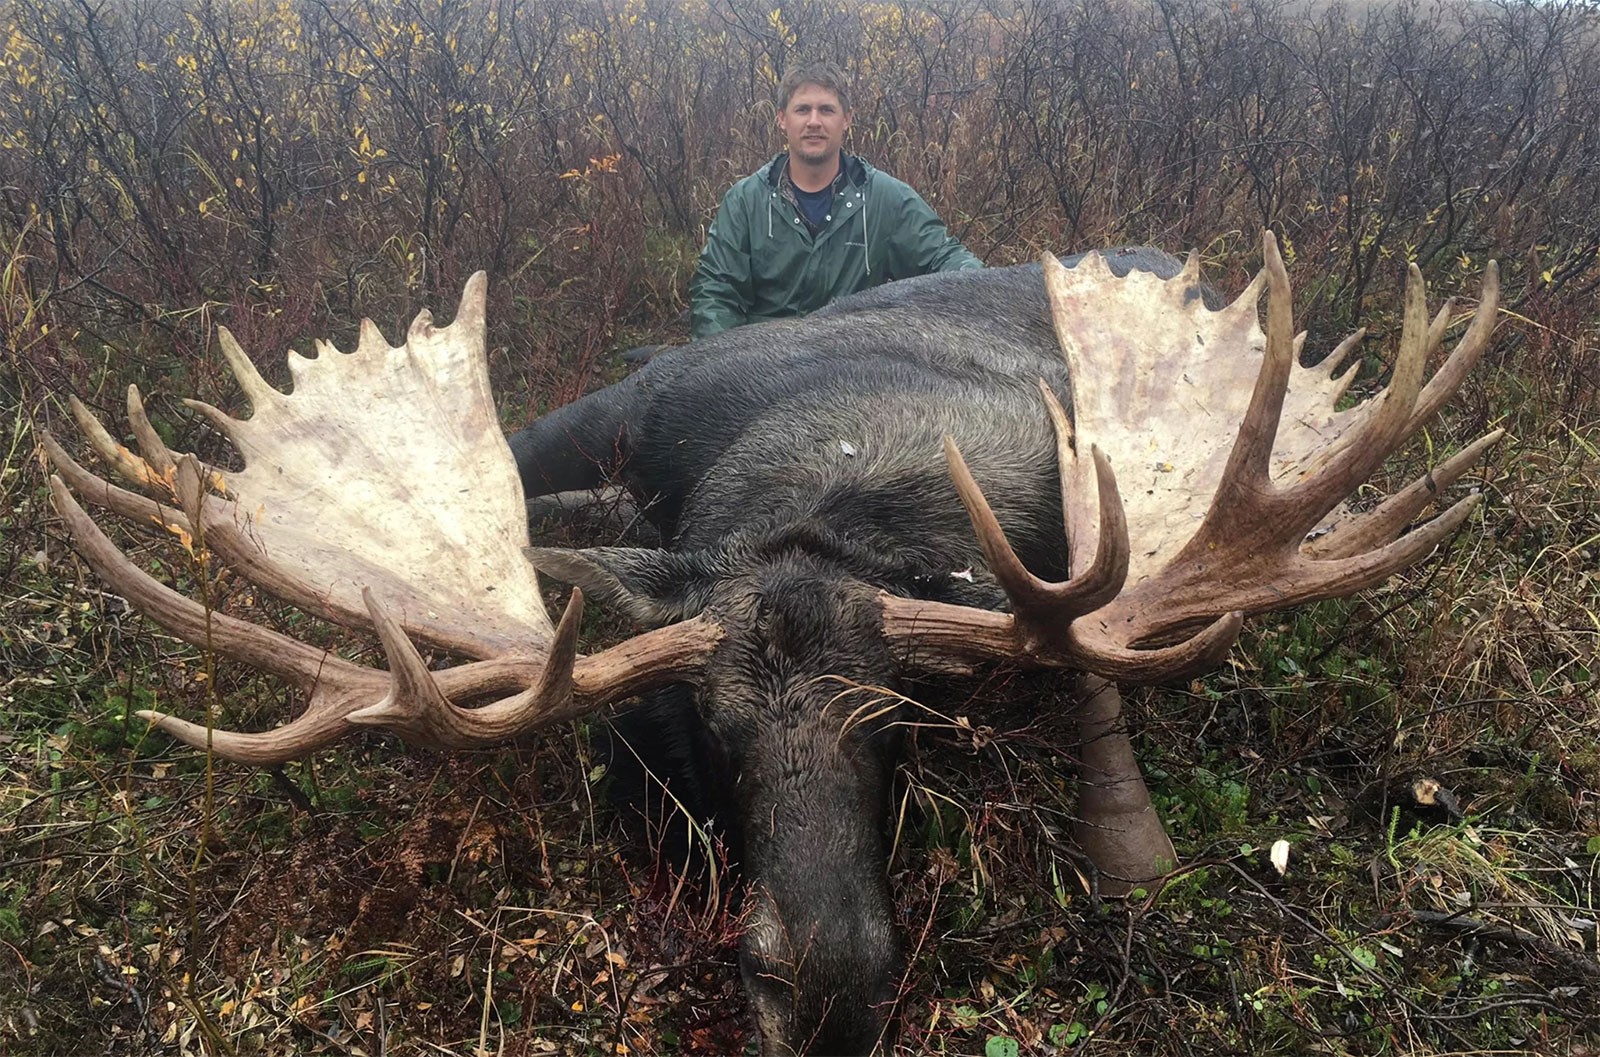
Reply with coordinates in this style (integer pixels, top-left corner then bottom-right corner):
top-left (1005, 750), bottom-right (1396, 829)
top-left (763, 152), bottom-right (869, 190)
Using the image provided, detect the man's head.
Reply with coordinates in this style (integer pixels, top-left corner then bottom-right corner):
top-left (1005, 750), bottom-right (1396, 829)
top-left (776, 61), bottom-right (853, 171)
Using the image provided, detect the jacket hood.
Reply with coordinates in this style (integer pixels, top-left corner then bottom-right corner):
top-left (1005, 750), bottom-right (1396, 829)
top-left (761, 152), bottom-right (871, 190)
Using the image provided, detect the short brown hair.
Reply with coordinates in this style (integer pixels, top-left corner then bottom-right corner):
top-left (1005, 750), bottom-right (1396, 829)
top-left (776, 61), bottom-right (851, 113)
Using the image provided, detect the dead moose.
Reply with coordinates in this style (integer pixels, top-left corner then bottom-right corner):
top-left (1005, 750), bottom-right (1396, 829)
top-left (43, 233), bottom-right (1500, 1055)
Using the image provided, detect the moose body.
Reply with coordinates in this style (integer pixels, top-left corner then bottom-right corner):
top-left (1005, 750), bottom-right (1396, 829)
top-left (511, 247), bottom-right (1198, 540)
top-left (509, 249), bottom-right (1202, 1053)
top-left (46, 235), bottom-right (1497, 1057)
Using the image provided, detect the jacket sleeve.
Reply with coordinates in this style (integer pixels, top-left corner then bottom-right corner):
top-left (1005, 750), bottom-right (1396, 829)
top-left (892, 186), bottom-right (983, 277)
top-left (690, 186), bottom-right (754, 339)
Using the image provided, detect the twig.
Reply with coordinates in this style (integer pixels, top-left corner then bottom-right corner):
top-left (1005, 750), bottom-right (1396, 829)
top-left (1087, 912), bottom-right (1136, 1038)
top-left (1404, 908), bottom-right (1600, 980)
top-left (268, 766), bottom-right (313, 813)
top-left (612, 959), bottom-right (702, 1047)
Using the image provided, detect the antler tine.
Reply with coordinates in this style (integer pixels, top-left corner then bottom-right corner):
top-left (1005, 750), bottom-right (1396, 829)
top-left (41, 431), bottom-right (194, 538)
top-left (943, 420), bottom-right (1128, 646)
top-left (126, 385), bottom-right (231, 497)
top-left (1070, 610), bottom-right (1243, 683)
top-left (182, 397), bottom-right (249, 456)
top-left (69, 395), bottom-right (166, 490)
top-left (1039, 381), bottom-right (1130, 597)
top-left (1298, 491), bottom-right (1484, 595)
top-left (1212, 231), bottom-right (1297, 507)
top-left (1323, 326), bottom-right (1366, 377)
top-left (1305, 429), bottom-right (1503, 560)
top-left (134, 680), bottom-right (386, 766)
top-left (348, 587), bottom-right (585, 747)
top-left (1177, 249), bottom-right (1203, 286)
top-left (124, 386), bottom-right (178, 477)
top-left (216, 326), bottom-right (284, 414)
top-left (1405, 261), bottom-right (1500, 435)
top-left (1320, 328), bottom-right (1367, 406)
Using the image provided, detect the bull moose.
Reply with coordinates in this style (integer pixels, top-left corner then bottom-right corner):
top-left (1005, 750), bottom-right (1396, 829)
top-left (42, 233), bottom-right (1499, 1055)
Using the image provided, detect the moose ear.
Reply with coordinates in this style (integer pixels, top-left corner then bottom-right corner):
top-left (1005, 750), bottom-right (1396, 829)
top-left (525, 546), bottom-right (726, 626)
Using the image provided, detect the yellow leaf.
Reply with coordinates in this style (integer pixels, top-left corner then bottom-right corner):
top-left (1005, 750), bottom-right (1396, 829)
top-left (165, 522), bottom-right (195, 554)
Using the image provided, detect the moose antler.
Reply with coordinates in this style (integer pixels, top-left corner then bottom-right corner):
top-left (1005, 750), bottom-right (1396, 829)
top-left (885, 232), bottom-right (1501, 682)
top-left (44, 274), bottom-right (720, 764)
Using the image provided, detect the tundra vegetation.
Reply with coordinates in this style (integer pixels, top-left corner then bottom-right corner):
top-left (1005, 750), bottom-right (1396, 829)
top-left (1, 0), bottom-right (1597, 1054)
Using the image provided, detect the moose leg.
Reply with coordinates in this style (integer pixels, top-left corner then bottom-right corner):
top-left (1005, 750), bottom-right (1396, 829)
top-left (1072, 673), bottom-right (1176, 895)
top-left (506, 371), bottom-right (646, 498)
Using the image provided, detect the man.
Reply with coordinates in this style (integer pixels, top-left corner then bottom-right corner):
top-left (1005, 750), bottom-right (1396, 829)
top-left (690, 61), bottom-right (981, 339)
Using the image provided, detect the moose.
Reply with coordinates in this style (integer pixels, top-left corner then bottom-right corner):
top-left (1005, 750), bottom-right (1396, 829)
top-left (43, 233), bottom-right (1499, 1055)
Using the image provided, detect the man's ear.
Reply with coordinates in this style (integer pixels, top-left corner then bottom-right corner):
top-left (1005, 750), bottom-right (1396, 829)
top-left (526, 546), bottom-right (729, 626)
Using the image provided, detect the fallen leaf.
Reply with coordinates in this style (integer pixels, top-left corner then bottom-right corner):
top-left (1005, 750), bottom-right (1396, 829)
top-left (1270, 839), bottom-right (1290, 876)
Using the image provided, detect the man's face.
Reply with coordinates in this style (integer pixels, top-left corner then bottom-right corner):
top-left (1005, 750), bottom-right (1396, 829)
top-left (776, 84), bottom-right (852, 168)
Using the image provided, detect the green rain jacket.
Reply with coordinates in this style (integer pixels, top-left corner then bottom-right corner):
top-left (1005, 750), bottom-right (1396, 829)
top-left (690, 153), bottom-right (982, 339)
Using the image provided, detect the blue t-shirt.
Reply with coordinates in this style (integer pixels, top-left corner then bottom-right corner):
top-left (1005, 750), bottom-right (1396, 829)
top-left (793, 183), bottom-right (833, 231)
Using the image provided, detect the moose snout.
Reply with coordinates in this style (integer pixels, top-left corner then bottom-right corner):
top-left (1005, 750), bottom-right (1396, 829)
top-left (741, 881), bottom-right (900, 1056)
